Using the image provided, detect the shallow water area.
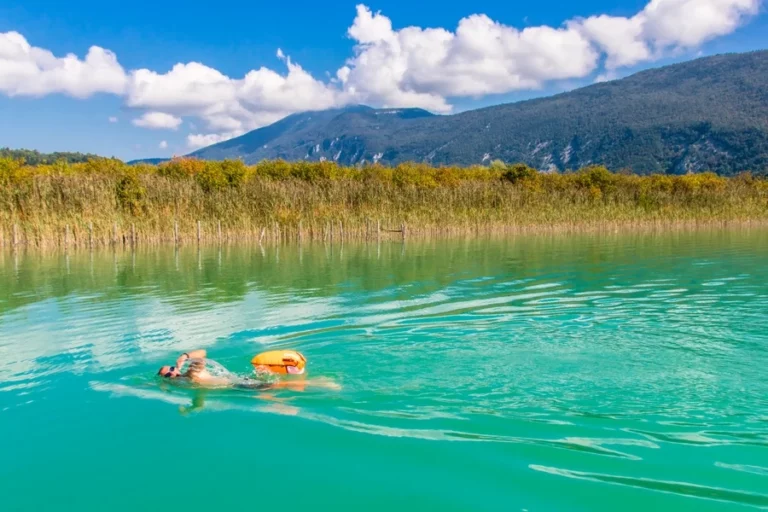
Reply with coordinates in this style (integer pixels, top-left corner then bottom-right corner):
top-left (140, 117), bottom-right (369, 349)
top-left (2, 229), bottom-right (768, 511)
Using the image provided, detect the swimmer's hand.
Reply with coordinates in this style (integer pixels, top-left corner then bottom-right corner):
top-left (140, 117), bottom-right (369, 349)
top-left (176, 349), bottom-right (207, 368)
top-left (319, 380), bottom-right (342, 391)
top-left (262, 403), bottom-right (300, 416)
top-left (303, 378), bottom-right (342, 391)
top-left (267, 377), bottom-right (341, 391)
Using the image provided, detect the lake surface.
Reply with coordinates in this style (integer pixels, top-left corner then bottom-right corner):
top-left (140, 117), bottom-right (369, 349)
top-left (2, 229), bottom-right (768, 511)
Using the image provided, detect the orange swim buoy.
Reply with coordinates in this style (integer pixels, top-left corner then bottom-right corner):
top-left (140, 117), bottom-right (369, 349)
top-left (251, 350), bottom-right (306, 375)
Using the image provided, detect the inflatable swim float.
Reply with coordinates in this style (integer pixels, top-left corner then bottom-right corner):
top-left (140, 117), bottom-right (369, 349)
top-left (251, 350), bottom-right (306, 375)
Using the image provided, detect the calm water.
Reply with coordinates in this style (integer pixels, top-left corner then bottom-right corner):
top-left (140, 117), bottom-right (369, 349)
top-left (2, 230), bottom-right (768, 511)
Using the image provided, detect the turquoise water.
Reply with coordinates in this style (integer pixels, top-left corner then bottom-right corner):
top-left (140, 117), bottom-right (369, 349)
top-left (2, 230), bottom-right (768, 511)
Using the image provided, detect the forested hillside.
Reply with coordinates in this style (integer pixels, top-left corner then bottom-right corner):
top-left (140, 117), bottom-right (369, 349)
top-left (192, 51), bottom-right (768, 175)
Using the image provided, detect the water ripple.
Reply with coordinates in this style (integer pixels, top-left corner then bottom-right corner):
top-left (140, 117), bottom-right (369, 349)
top-left (529, 465), bottom-right (768, 508)
top-left (3, 230), bottom-right (768, 510)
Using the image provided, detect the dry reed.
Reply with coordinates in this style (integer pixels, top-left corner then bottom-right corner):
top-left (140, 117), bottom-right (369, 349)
top-left (2, 157), bottom-right (767, 249)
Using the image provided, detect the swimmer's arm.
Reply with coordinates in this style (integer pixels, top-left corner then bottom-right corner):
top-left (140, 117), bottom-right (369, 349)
top-left (180, 392), bottom-right (207, 415)
top-left (270, 378), bottom-right (341, 391)
top-left (304, 378), bottom-right (341, 390)
top-left (177, 349), bottom-right (207, 367)
top-left (189, 372), bottom-right (231, 387)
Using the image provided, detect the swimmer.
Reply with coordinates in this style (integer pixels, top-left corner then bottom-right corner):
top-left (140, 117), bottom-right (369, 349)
top-left (157, 349), bottom-right (339, 390)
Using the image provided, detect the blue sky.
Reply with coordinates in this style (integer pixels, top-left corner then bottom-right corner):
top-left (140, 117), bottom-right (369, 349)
top-left (1, 0), bottom-right (766, 161)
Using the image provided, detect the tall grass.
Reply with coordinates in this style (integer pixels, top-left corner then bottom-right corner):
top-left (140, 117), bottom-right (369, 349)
top-left (2, 157), bottom-right (767, 248)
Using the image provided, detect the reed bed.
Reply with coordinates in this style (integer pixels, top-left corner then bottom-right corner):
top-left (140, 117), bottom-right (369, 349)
top-left (2, 157), bottom-right (767, 249)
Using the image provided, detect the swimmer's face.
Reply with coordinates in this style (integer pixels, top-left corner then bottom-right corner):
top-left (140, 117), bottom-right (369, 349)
top-left (158, 365), bottom-right (181, 378)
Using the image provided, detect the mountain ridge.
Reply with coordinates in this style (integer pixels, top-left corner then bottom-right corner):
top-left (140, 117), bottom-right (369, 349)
top-left (188, 50), bottom-right (767, 174)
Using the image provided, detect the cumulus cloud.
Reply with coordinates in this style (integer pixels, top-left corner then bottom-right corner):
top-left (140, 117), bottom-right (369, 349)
top-left (125, 53), bottom-right (340, 138)
top-left (342, 0), bottom-right (760, 107)
top-left (574, 15), bottom-right (651, 69)
top-left (132, 111), bottom-right (183, 130)
top-left (0, 31), bottom-right (127, 98)
top-left (641, 0), bottom-right (760, 48)
top-left (187, 132), bottom-right (241, 149)
top-left (0, 0), bottom-right (761, 147)
top-left (339, 6), bottom-right (598, 110)
top-left (595, 71), bottom-right (619, 83)
top-left (159, 140), bottom-right (168, 149)
top-left (572, 0), bottom-right (761, 69)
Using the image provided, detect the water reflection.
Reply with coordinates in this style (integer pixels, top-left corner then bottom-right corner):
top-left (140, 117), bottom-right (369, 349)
top-left (2, 228), bottom-right (768, 509)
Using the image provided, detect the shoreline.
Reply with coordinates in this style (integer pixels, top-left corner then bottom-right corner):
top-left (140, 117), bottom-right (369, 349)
top-left (2, 218), bottom-right (767, 252)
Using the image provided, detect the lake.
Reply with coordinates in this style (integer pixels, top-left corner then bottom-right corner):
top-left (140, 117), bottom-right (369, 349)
top-left (1, 229), bottom-right (767, 511)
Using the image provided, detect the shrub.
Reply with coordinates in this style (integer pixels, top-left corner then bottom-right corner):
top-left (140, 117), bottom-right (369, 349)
top-left (502, 163), bottom-right (538, 184)
top-left (158, 158), bottom-right (206, 179)
top-left (0, 157), bottom-right (23, 186)
top-left (576, 165), bottom-right (613, 191)
top-left (255, 160), bottom-right (292, 180)
top-left (219, 159), bottom-right (249, 186)
top-left (116, 174), bottom-right (146, 215)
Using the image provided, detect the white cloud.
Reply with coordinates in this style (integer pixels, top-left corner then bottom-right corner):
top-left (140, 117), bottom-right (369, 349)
top-left (0, 31), bottom-right (127, 98)
top-left (341, 0), bottom-right (760, 107)
top-left (340, 6), bottom-right (598, 110)
top-left (574, 15), bottom-right (651, 69)
top-left (640, 0), bottom-right (760, 48)
top-left (0, 0), bottom-right (761, 146)
top-left (595, 71), bottom-right (619, 83)
top-left (187, 132), bottom-right (241, 149)
top-left (108, 116), bottom-right (118, 123)
top-left (126, 55), bottom-right (341, 137)
top-left (571, 0), bottom-right (761, 69)
top-left (131, 111), bottom-right (183, 130)
top-left (159, 140), bottom-right (168, 149)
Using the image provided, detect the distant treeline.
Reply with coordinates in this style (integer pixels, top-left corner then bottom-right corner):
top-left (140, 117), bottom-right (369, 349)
top-left (0, 148), bottom-right (107, 165)
top-left (1, 157), bottom-right (767, 248)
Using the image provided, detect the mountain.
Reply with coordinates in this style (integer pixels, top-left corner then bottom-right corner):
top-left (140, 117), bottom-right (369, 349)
top-left (191, 50), bottom-right (768, 175)
top-left (127, 157), bottom-right (170, 165)
top-left (190, 106), bottom-right (435, 164)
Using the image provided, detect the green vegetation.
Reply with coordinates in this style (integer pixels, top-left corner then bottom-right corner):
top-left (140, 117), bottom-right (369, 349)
top-left (1, 157), bottom-right (767, 248)
top-left (0, 147), bottom-right (108, 165)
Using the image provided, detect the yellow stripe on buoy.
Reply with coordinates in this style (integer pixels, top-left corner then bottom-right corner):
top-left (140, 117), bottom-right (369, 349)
top-left (251, 350), bottom-right (306, 375)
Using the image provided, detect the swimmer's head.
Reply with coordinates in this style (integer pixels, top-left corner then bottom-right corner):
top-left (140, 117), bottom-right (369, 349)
top-left (158, 365), bottom-right (182, 379)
